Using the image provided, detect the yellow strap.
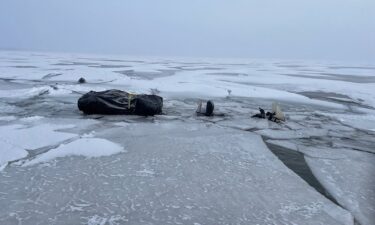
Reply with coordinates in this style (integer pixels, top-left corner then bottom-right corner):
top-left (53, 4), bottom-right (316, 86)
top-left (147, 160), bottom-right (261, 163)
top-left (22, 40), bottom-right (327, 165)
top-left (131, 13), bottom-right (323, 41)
top-left (128, 93), bottom-right (132, 109)
top-left (128, 92), bottom-right (137, 109)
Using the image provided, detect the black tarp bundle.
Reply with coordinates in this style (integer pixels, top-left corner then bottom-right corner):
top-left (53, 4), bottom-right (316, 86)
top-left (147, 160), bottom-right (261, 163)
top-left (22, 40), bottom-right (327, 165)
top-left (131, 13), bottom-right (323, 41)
top-left (78, 89), bottom-right (163, 116)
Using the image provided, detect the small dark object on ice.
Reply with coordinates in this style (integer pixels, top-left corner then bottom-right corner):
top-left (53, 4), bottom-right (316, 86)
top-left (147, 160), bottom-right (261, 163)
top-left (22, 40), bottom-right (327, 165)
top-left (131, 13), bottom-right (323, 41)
top-left (252, 109), bottom-right (278, 122)
top-left (78, 77), bottom-right (86, 83)
top-left (266, 111), bottom-right (278, 122)
top-left (50, 83), bottom-right (59, 90)
top-left (78, 89), bottom-right (163, 116)
top-left (196, 100), bottom-right (215, 116)
top-left (252, 103), bottom-right (285, 123)
top-left (251, 107), bottom-right (266, 119)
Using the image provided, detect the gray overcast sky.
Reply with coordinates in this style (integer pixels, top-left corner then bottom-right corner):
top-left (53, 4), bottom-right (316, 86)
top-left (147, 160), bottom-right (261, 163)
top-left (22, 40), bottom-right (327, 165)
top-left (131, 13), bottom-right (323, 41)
top-left (0, 0), bottom-right (374, 61)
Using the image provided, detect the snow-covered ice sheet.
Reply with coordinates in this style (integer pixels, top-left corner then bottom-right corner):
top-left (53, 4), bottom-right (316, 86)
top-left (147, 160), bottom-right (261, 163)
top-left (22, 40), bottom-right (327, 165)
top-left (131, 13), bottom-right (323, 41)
top-left (0, 123), bottom-right (77, 169)
top-left (2, 50), bottom-right (374, 108)
top-left (24, 138), bottom-right (124, 166)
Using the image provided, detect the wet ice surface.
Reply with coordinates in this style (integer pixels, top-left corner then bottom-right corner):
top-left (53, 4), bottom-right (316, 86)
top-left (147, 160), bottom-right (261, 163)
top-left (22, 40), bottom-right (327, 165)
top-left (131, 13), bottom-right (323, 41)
top-left (0, 51), bottom-right (375, 224)
top-left (305, 150), bottom-right (375, 225)
top-left (0, 122), bottom-right (353, 225)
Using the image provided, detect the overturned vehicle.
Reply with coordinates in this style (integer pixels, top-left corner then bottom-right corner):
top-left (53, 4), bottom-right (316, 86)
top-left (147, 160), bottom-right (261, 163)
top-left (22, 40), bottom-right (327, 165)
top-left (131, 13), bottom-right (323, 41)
top-left (78, 89), bottom-right (163, 116)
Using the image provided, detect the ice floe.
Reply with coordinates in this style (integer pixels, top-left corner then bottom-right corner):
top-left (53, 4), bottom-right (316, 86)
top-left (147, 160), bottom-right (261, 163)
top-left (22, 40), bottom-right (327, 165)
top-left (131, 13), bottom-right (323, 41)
top-left (0, 141), bottom-right (28, 171)
top-left (0, 124), bottom-right (77, 169)
top-left (255, 128), bottom-right (328, 139)
top-left (265, 138), bottom-right (375, 225)
top-left (0, 124), bottom-right (76, 150)
top-left (305, 149), bottom-right (375, 225)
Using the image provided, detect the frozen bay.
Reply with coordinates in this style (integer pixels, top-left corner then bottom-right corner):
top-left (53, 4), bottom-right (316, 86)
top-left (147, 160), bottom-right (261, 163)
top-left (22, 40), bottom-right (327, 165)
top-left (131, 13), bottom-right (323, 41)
top-left (0, 51), bottom-right (374, 224)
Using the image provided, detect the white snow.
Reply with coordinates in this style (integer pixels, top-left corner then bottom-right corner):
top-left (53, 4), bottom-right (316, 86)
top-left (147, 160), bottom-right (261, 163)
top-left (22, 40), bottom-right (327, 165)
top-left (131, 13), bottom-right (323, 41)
top-left (113, 70), bottom-right (346, 108)
top-left (24, 138), bottom-right (124, 166)
top-left (0, 51), bottom-right (370, 109)
top-left (0, 124), bottom-right (76, 150)
top-left (87, 215), bottom-right (127, 225)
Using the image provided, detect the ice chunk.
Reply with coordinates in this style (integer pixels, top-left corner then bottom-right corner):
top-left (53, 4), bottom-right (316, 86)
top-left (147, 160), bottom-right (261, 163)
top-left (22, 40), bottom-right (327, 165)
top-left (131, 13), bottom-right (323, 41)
top-left (266, 139), bottom-right (299, 151)
top-left (0, 124), bottom-right (77, 169)
top-left (256, 128), bottom-right (328, 139)
top-left (24, 138), bottom-right (124, 166)
top-left (318, 111), bottom-right (375, 132)
top-left (0, 141), bottom-right (28, 171)
top-left (266, 140), bottom-right (375, 224)
top-left (305, 149), bottom-right (375, 225)
top-left (217, 118), bottom-right (270, 130)
top-left (0, 124), bottom-right (76, 150)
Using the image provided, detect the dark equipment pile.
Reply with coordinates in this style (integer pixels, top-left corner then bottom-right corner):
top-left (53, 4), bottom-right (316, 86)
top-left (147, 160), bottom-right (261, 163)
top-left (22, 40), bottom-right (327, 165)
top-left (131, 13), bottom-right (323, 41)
top-left (78, 89), bottom-right (163, 116)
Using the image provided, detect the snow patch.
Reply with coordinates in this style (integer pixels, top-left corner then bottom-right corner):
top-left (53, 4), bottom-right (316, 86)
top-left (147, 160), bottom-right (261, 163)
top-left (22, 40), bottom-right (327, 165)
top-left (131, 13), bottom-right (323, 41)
top-left (24, 138), bottom-right (125, 166)
top-left (0, 124), bottom-right (76, 150)
top-left (20, 116), bottom-right (44, 122)
top-left (0, 123), bottom-right (77, 169)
